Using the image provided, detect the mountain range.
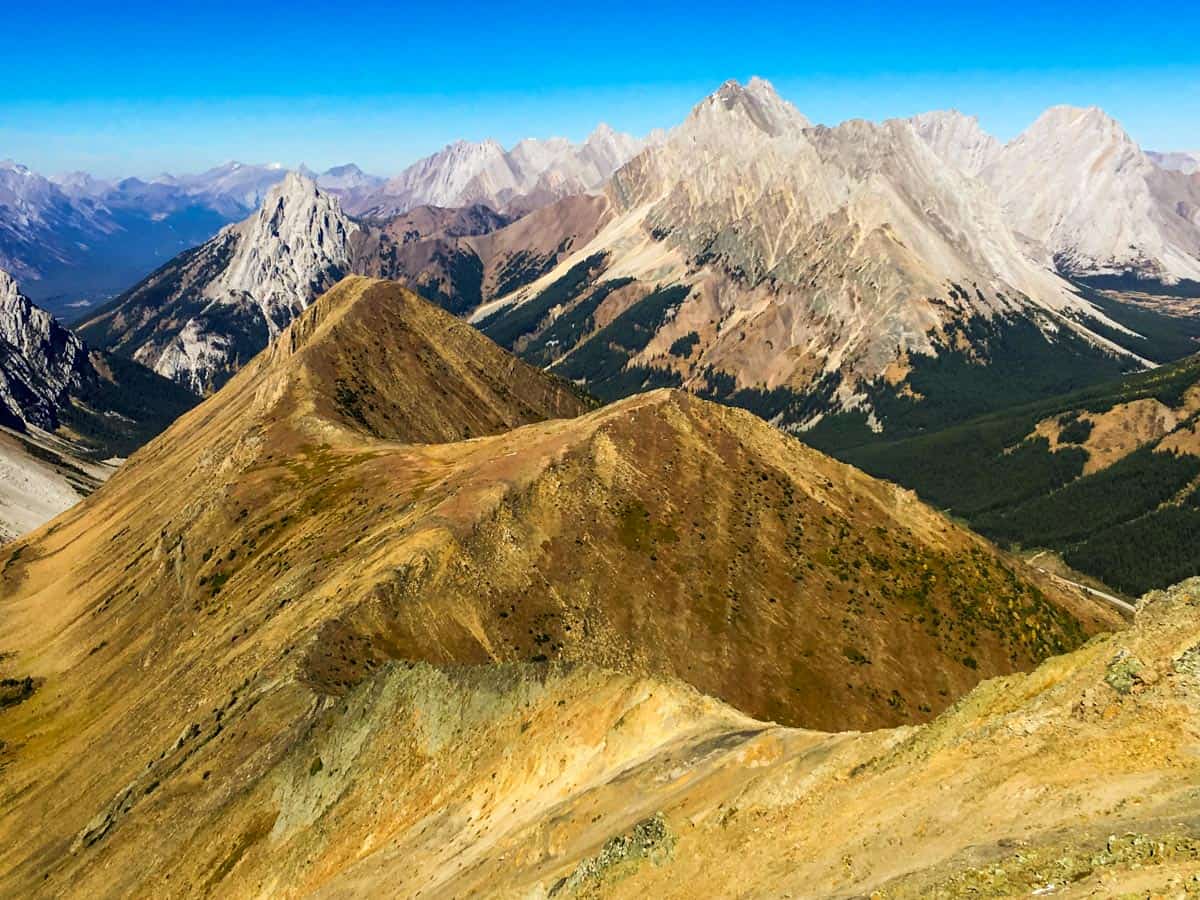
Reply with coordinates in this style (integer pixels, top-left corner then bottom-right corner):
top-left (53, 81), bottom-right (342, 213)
top-left (4, 73), bottom-right (1200, 895)
top-left (0, 124), bottom-right (646, 317)
top-left (477, 81), bottom-right (1198, 427)
top-left (61, 79), bottom-right (1200, 438)
top-left (344, 123), bottom-right (648, 218)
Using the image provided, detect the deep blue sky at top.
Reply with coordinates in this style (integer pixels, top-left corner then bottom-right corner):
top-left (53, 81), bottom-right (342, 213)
top-left (3, 0), bottom-right (1198, 177)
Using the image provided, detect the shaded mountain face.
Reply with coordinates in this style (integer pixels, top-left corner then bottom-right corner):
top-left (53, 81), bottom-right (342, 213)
top-left (348, 124), bottom-right (646, 218)
top-left (476, 79), bottom-right (1147, 429)
top-left (354, 194), bottom-right (613, 317)
top-left (0, 275), bottom-right (1118, 895)
top-left (0, 269), bottom-right (88, 430)
top-left (0, 268), bottom-right (197, 541)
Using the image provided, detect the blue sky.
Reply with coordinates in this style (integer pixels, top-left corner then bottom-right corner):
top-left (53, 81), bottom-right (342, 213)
top-left (3, 0), bottom-right (1198, 177)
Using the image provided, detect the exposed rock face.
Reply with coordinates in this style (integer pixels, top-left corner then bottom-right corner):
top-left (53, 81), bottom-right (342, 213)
top-left (206, 172), bottom-right (359, 338)
top-left (981, 106), bottom-right (1200, 284)
top-left (79, 173), bottom-right (360, 393)
top-left (2, 136), bottom-right (642, 316)
top-left (0, 268), bottom-right (87, 429)
top-left (0, 269), bottom-right (197, 541)
top-left (482, 79), bottom-right (1138, 420)
top-left (352, 124), bottom-right (645, 217)
top-left (909, 109), bottom-right (1003, 175)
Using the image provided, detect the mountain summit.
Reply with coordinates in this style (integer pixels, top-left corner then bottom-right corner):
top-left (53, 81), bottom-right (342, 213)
top-left (689, 76), bottom-right (810, 136)
top-left (78, 173), bottom-right (359, 392)
top-left (981, 106), bottom-right (1200, 284)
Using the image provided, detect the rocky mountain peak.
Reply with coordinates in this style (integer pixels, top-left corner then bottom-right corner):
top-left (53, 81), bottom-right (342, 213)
top-left (909, 109), bottom-right (1003, 175)
top-left (691, 76), bottom-right (809, 136)
top-left (0, 268), bottom-right (87, 430)
top-left (0, 159), bottom-right (33, 176)
top-left (207, 174), bottom-right (358, 334)
top-left (1020, 105), bottom-right (1136, 155)
top-left (982, 105), bottom-right (1200, 283)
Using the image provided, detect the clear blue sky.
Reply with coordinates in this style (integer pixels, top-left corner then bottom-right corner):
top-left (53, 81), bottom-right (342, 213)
top-left (4, 0), bottom-right (1198, 177)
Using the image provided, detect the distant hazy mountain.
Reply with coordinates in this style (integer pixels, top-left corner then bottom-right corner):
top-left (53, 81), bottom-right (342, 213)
top-left (349, 124), bottom-right (646, 217)
top-left (0, 159), bottom-right (293, 313)
top-left (308, 162), bottom-right (386, 196)
top-left (1148, 149), bottom-right (1200, 175)
top-left (145, 161), bottom-right (290, 215)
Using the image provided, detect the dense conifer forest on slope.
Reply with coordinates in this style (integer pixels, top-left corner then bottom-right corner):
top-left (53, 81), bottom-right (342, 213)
top-left (475, 268), bottom-right (1200, 593)
top-left (814, 355), bottom-right (1200, 595)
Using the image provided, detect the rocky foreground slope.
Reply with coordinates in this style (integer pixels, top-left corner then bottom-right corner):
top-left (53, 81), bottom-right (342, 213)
top-left (0, 277), bottom-right (1119, 896)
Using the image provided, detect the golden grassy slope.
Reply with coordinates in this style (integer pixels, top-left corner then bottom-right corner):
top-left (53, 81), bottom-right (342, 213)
top-left (0, 277), bottom-right (1121, 896)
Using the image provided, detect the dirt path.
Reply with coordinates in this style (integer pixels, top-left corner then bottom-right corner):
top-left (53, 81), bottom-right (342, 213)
top-left (1027, 551), bottom-right (1137, 616)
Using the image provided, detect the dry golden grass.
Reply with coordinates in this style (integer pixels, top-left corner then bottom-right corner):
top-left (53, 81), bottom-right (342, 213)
top-left (0, 278), bottom-right (1129, 897)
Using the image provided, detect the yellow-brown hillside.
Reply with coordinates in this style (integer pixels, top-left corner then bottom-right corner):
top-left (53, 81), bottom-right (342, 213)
top-left (0, 277), bottom-right (1120, 896)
